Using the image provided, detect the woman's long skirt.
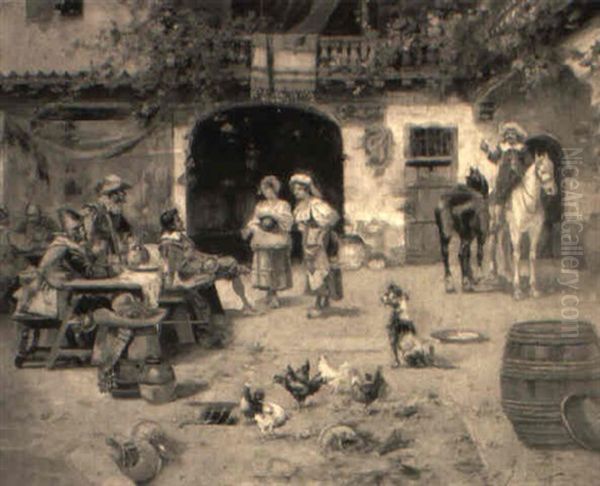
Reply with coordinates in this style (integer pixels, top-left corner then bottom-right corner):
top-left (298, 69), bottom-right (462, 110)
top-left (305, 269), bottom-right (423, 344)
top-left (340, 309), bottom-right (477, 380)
top-left (303, 245), bottom-right (343, 301)
top-left (251, 247), bottom-right (292, 291)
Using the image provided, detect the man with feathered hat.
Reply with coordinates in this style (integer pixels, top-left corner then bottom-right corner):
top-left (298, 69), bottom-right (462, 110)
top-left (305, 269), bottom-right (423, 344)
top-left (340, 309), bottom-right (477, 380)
top-left (15, 208), bottom-right (107, 317)
top-left (481, 122), bottom-right (531, 274)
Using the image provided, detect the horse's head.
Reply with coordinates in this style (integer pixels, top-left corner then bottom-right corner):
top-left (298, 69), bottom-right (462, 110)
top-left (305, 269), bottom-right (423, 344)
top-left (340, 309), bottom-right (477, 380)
top-left (466, 166), bottom-right (489, 197)
top-left (534, 151), bottom-right (557, 196)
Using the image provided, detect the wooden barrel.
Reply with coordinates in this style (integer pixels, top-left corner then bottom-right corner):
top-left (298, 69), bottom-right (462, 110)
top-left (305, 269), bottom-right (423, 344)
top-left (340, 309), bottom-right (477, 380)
top-left (500, 320), bottom-right (600, 448)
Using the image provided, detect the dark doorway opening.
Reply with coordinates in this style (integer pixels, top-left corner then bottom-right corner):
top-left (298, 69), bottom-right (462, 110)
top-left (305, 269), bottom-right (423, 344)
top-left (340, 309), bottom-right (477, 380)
top-left (525, 134), bottom-right (563, 258)
top-left (187, 104), bottom-right (344, 261)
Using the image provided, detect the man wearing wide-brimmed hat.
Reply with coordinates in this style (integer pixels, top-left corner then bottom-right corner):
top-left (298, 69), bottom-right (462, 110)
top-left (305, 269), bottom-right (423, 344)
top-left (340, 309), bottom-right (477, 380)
top-left (82, 174), bottom-right (133, 265)
top-left (481, 122), bottom-right (532, 276)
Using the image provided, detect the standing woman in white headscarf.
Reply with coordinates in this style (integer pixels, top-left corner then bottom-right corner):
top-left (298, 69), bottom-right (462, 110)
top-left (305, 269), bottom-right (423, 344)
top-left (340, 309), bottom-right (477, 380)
top-left (243, 176), bottom-right (293, 308)
top-left (289, 173), bottom-right (342, 318)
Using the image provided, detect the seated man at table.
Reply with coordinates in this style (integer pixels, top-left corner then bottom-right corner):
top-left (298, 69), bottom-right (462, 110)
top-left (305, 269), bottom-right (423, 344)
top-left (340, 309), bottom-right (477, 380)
top-left (82, 174), bottom-right (133, 266)
top-left (15, 208), bottom-right (112, 317)
top-left (159, 208), bottom-right (256, 314)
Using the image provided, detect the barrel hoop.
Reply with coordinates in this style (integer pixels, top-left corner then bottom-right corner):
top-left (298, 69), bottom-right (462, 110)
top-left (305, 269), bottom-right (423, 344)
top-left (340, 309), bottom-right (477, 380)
top-left (502, 407), bottom-right (561, 417)
top-left (502, 356), bottom-right (600, 367)
top-left (501, 371), bottom-right (600, 381)
top-left (501, 400), bottom-right (561, 410)
top-left (505, 336), bottom-right (598, 346)
top-left (509, 320), bottom-right (595, 333)
top-left (501, 360), bottom-right (600, 378)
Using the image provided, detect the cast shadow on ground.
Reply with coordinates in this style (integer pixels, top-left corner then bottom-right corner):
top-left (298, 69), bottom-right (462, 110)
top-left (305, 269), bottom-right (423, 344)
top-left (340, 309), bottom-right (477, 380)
top-left (461, 274), bottom-right (562, 297)
top-left (174, 379), bottom-right (210, 400)
top-left (321, 306), bottom-right (362, 319)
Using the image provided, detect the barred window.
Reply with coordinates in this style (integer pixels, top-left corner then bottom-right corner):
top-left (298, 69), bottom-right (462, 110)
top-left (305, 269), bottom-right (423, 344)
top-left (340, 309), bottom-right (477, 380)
top-left (407, 126), bottom-right (455, 167)
top-left (27, 0), bottom-right (82, 20)
top-left (26, 0), bottom-right (54, 20)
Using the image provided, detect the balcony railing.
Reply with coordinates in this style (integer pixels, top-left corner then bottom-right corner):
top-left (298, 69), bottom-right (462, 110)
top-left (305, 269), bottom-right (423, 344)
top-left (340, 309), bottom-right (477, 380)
top-left (317, 36), bottom-right (440, 83)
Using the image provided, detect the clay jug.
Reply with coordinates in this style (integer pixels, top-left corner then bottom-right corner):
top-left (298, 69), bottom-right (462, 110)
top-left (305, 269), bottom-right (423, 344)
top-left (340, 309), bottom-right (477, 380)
top-left (139, 357), bottom-right (176, 404)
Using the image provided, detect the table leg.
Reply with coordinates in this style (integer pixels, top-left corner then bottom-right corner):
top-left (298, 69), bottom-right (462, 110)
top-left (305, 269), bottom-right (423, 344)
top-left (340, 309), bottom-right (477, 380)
top-left (14, 324), bottom-right (30, 368)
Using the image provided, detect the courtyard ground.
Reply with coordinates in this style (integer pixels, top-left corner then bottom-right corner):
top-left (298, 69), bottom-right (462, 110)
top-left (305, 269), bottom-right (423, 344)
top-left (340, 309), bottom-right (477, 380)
top-left (0, 261), bottom-right (599, 485)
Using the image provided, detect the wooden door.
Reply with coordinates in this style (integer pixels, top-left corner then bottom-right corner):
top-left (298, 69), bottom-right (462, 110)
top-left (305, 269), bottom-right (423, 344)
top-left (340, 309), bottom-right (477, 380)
top-left (404, 126), bottom-right (457, 263)
top-left (405, 177), bottom-right (453, 263)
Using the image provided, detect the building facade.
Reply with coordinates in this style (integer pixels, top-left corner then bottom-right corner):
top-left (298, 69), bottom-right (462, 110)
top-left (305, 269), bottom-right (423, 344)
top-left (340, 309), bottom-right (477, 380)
top-left (1, 0), bottom-right (597, 263)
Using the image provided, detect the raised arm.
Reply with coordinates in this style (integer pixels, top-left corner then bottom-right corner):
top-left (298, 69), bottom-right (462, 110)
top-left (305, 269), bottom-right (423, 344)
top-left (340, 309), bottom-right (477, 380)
top-left (480, 140), bottom-right (501, 164)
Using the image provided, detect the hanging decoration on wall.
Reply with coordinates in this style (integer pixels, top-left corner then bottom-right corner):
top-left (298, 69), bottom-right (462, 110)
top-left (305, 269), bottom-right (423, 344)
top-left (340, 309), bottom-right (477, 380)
top-left (361, 125), bottom-right (394, 176)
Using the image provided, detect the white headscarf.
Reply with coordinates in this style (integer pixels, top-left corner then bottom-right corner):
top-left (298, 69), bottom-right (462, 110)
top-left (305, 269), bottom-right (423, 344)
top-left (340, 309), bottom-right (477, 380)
top-left (289, 173), bottom-right (322, 198)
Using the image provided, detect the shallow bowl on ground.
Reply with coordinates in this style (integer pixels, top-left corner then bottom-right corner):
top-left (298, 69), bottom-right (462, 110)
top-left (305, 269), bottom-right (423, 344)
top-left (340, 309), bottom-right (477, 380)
top-left (430, 329), bottom-right (489, 344)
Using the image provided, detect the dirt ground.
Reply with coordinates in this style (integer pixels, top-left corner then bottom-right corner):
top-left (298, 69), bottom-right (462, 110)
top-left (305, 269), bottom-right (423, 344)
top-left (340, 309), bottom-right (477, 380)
top-left (1, 260), bottom-right (599, 486)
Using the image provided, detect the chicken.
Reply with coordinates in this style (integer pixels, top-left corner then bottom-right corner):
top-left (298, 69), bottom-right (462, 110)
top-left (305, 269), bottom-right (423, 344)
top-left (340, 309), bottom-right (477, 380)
top-left (317, 355), bottom-right (359, 393)
top-left (239, 384), bottom-right (265, 421)
top-left (290, 359), bottom-right (311, 383)
top-left (254, 401), bottom-right (288, 435)
top-left (240, 385), bottom-right (287, 435)
top-left (274, 360), bottom-right (325, 408)
top-left (351, 366), bottom-right (387, 408)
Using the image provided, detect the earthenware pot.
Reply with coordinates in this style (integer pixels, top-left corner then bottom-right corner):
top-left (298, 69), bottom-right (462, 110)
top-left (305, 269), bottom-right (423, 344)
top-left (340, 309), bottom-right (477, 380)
top-left (139, 357), bottom-right (176, 404)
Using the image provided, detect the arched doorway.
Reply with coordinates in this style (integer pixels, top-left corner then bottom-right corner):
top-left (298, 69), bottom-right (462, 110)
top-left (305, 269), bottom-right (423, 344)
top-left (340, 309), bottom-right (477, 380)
top-left (187, 103), bottom-right (344, 260)
top-left (525, 134), bottom-right (563, 258)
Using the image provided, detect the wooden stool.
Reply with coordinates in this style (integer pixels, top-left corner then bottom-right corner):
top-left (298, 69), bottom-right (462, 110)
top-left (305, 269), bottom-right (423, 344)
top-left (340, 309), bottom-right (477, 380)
top-left (12, 313), bottom-right (92, 369)
top-left (159, 288), bottom-right (213, 344)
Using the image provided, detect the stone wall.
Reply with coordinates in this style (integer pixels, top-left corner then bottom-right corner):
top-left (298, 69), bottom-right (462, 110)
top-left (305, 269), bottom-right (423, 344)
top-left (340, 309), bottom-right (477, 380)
top-left (0, 0), bottom-right (137, 76)
top-left (1, 114), bottom-right (174, 242)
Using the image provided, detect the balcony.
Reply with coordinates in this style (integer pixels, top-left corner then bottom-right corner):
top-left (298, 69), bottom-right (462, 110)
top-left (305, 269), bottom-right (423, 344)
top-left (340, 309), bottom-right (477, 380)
top-left (0, 34), bottom-right (441, 97)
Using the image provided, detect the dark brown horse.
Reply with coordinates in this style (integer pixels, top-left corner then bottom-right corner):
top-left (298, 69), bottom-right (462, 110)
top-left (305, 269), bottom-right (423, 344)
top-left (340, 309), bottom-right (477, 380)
top-left (434, 167), bottom-right (490, 293)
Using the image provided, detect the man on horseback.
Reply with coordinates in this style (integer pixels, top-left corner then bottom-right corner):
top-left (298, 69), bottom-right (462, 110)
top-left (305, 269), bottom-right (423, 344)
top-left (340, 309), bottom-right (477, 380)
top-left (481, 122), bottom-right (531, 276)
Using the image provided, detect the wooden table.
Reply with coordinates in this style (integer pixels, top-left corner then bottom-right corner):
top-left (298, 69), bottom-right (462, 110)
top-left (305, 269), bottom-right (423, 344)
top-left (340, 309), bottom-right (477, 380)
top-left (63, 278), bottom-right (145, 294)
top-left (22, 273), bottom-right (219, 368)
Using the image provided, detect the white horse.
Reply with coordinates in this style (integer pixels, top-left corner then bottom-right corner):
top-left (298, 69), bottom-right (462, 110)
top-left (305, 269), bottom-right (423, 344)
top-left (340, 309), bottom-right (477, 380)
top-left (505, 152), bottom-right (557, 299)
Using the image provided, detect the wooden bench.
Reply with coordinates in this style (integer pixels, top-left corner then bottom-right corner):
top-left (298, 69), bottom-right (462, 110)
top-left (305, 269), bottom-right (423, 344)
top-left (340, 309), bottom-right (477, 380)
top-left (158, 285), bottom-right (223, 345)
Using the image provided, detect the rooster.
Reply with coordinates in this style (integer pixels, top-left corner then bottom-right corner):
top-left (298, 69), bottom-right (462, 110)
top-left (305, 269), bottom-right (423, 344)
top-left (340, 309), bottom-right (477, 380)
top-left (317, 355), bottom-right (359, 394)
top-left (239, 384), bottom-right (265, 421)
top-left (351, 366), bottom-right (387, 408)
top-left (274, 360), bottom-right (325, 408)
top-left (239, 384), bottom-right (288, 435)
